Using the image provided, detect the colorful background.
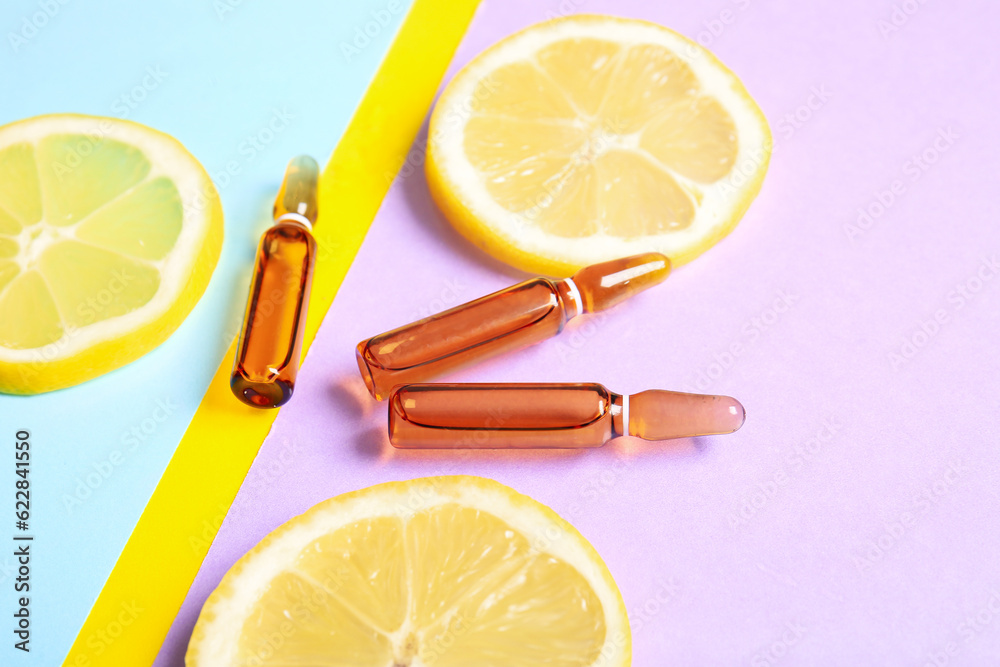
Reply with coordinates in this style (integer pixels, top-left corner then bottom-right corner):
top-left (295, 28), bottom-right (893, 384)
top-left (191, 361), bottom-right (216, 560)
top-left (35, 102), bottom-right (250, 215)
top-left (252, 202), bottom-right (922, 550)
top-left (1, 0), bottom-right (416, 662)
top-left (2, 0), bottom-right (999, 665)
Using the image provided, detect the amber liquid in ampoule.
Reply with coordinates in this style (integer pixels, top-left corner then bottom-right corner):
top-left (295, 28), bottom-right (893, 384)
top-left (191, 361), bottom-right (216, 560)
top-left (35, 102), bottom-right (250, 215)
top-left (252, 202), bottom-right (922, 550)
top-left (390, 383), bottom-right (621, 448)
top-left (357, 253), bottom-right (670, 400)
top-left (231, 156), bottom-right (318, 408)
top-left (388, 383), bottom-right (745, 449)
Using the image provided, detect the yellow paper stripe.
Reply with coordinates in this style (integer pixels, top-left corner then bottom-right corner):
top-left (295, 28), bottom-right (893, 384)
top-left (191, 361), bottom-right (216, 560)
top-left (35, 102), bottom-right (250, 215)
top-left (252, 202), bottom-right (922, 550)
top-left (62, 1), bottom-right (480, 664)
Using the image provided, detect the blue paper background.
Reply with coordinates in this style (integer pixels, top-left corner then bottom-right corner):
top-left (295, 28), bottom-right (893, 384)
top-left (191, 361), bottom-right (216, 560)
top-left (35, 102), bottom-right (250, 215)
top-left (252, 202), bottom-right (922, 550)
top-left (0, 0), bottom-right (411, 662)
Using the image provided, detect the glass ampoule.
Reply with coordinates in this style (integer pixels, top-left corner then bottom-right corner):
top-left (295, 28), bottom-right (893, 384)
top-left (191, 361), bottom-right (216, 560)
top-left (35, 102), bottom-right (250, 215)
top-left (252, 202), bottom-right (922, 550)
top-left (388, 383), bottom-right (745, 449)
top-left (356, 253), bottom-right (671, 400)
top-left (231, 156), bottom-right (319, 408)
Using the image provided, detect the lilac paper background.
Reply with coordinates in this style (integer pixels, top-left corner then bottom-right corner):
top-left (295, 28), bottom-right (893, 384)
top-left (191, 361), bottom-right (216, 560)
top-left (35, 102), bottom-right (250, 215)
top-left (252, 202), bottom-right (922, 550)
top-left (157, 0), bottom-right (1000, 664)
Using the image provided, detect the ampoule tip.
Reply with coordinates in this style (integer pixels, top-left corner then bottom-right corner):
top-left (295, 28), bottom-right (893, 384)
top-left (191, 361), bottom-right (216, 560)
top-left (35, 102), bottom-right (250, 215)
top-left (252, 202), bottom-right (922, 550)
top-left (628, 390), bottom-right (746, 440)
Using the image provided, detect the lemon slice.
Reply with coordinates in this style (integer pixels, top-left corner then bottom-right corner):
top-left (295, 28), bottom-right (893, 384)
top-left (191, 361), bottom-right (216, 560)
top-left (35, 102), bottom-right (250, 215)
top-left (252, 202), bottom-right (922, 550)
top-left (0, 114), bottom-right (223, 394)
top-left (186, 476), bottom-right (630, 666)
top-left (427, 14), bottom-right (771, 275)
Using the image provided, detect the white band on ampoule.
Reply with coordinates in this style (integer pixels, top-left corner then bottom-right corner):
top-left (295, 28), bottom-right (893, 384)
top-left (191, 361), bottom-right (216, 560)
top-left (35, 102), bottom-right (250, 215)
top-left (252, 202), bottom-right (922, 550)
top-left (621, 394), bottom-right (630, 435)
top-left (563, 277), bottom-right (583, 314)
top-left (276, 212), bottom-right (313, 231)
top-left (611, 394), bottom-right (630, 434)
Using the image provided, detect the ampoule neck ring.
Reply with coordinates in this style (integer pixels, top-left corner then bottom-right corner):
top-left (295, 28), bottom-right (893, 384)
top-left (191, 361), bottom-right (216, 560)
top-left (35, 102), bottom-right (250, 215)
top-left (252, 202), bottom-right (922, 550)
top-left (610, 393), bottom-right (628, 437)
top-left (275, 212), bottom-right (314, 231)
top-left (557, 276), bottom-right (583, 318)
